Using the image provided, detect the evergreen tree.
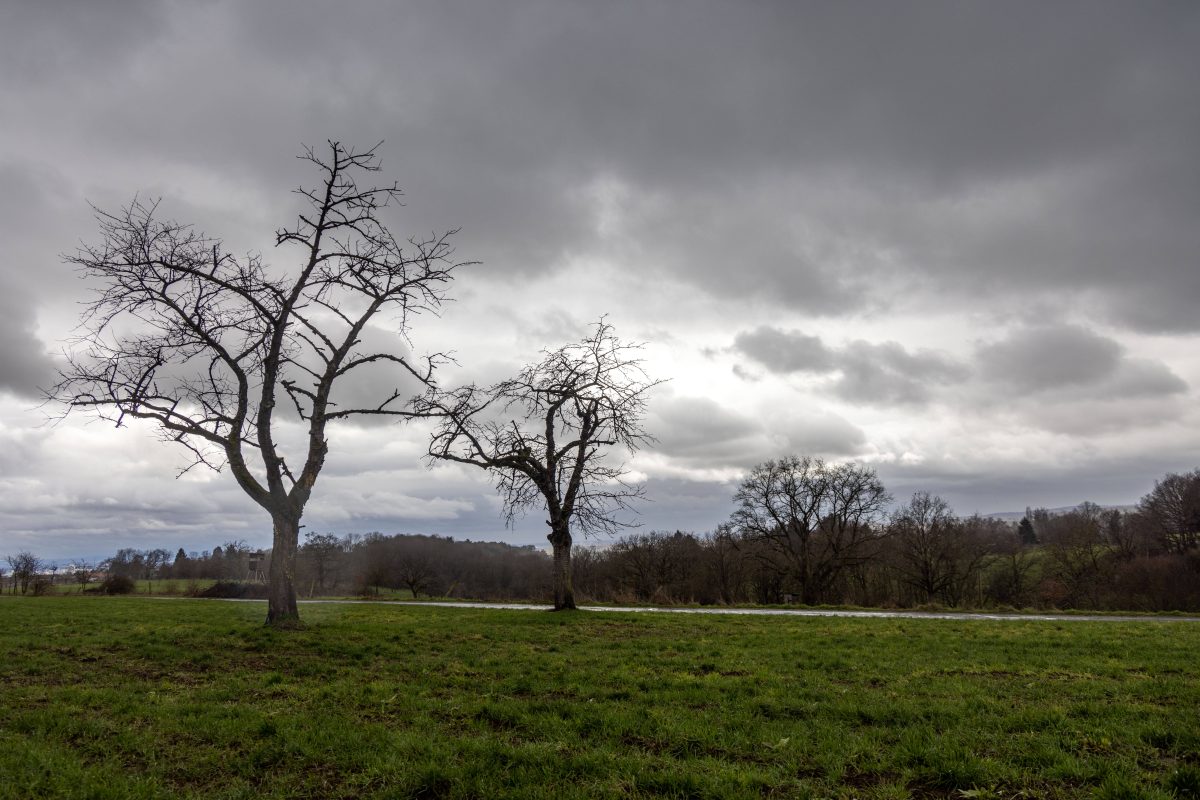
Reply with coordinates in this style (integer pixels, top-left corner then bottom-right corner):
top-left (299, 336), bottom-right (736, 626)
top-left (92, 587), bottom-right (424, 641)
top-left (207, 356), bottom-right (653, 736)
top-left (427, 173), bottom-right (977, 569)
top-left (1018, 516), bottom-right (1038, 546)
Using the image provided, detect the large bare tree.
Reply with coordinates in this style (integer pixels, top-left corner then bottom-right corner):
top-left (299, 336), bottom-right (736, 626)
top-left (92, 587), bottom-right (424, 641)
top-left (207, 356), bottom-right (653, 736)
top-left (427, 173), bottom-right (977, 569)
top-left (730, 456), bottom-right (891, 605)
top-left (1138, 469), bottom-right (1200, 554)
top-left (53, 141), bottom-right (466, 625)
top-left (888, 492), bottom-right (1003, 606)
top-left (423, 321), bottom-right (660, 609)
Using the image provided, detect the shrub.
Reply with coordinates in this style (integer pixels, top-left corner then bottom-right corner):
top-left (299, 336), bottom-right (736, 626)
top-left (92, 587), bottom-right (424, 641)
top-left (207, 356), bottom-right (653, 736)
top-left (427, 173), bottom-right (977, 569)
top-left (197, 580), bottom-right (269, 599)
top-left (99, 575), bottom-right (136, 595)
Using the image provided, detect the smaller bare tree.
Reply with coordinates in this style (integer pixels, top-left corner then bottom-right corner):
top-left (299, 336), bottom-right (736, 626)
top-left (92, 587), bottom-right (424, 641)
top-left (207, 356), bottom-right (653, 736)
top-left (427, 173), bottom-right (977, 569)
top-left (890, 491), bottom-right (958, 604)
top-left (703, 524), bottom-right (748, 605)
top-left (6, 552), bottom-right (44, 595)
top-left (73, 561), bottom-right (96, 592)
top-left (888, 492), bottom-right (1004, 606)
top-left (423, 320), bottom-right (661, 609)
top-left (141, 548), bottom-right (171, 593)
top-left (395, 550), bottom-right (437, 599)
top-left (301, 532), bottom-right (344, 595)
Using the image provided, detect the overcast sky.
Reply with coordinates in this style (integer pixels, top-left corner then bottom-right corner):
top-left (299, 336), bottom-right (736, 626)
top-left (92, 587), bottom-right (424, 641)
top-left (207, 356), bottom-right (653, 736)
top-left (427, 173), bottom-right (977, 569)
top-left (2, 1), bottom-right (1198, 561)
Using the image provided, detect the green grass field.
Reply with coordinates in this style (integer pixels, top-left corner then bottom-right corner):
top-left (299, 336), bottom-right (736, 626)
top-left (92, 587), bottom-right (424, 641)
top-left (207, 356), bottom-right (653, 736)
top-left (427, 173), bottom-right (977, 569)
top-left (1, 597), bottom-right (1198, 799)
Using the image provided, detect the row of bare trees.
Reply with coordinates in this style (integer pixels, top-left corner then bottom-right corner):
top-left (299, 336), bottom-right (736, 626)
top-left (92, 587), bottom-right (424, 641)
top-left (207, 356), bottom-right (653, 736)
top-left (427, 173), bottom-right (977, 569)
top-left (4, 552), bottom-right (48, 595)
top-left (568, 466), bottom-right (1200, 611)
top-left (33, 534), bottom-right (550, 601)
top-left (299, 532), bottom-right (550, 600)
top-left (13, 466), bottom-right (1197, 610)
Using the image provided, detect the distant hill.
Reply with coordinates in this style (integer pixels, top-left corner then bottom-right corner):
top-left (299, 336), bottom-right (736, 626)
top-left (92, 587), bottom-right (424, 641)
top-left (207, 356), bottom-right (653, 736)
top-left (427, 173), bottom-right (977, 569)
top-left (984, 504), bottom-right (1137, 522)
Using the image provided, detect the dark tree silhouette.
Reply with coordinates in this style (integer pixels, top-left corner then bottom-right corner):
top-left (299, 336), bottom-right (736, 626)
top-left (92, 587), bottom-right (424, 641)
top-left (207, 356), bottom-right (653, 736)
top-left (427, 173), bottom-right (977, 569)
top-left (300, 532), bottom-right (344, 595)
top-left (890, 491), bottom-right (958, 604)
top-left (52, 141), bottom-right (466, 625)
top-left (73, 561), bottom-right (96, 590)
top-left (6, 552), bottom-right (43, 595)
top-left (730, 456), bottom-right (891, 605)
top-left (1017, 516), bottom-right (1037, 546)
top-left (423, 320), bottom-right (661, 609)
top-left (1138, 469), bottom-right (1200, 554)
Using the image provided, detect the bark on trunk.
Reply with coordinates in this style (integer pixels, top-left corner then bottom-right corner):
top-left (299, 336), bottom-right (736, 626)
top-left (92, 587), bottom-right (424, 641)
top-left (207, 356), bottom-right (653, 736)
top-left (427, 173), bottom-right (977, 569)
top-left (550, 528), bottom-right (576, 611)
top-left (267, 513), bottom-right (300, 625)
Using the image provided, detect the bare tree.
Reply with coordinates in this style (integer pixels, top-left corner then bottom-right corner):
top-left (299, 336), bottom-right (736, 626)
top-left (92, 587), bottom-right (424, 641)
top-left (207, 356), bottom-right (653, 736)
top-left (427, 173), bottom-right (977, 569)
top-left (300, 532), bottom-right (344, 595)
top-left (1040, 503), bottom-right (1113, 608)
top-left (52, 141), bottom-right (466, 625)
top-left (141, 548), bottom-right (171, 593)
top-left (703, 524), bottom-right (749, 605)
top-left (986, 531), bottom-right (1038, 608)
top-left (423, 320), bottom-right (661, 610)
top-left (610, 530), bottom-right (700, 603)
top-left (395, 550), bottom-right (437, 599)
top-left (889, 491), bottom-right (959, 604)
top-left (1138, 469), bottom-right (1200, 554)
top-left (6, 552), bottom-right (44, 595)
top-left (73, 561), bottom-right (96, 592)
top-left (730, 456), bottom-right (891, 605)
top-left (887, 492), bottom-right (1002, 607)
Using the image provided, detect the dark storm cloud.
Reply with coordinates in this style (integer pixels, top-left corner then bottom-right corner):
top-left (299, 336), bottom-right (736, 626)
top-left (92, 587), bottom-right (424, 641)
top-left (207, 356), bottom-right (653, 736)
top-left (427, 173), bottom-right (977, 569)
top-left (0, 1), bottom-right (166, 81)
top-left (321, 324), bottom-right (428, 428)
top-left (975, 324), bottom-right (1187, 398)
top-left (977, 325), bottom-right (1122, 391)
top-left (731, 327), bottom-right (967, 407)
top-left (1104, 359), bottom-right (1189, 399)
top-left (773, 411), bottom-right (868, 458)
top-left (0, 292), bottom-right (54, 398)
top-left (732, 327), bottom-right (835, 374)
top-left (7, 1), bottom-right (1193, 324)
top-left (650, 396), bottom-right (759, 458)
top-left (876, 443), bottom-right (1200, 518)
top-left (649, 395), bottom-right (865, 467)
top-left (833, 341), bottom-right (968, 406)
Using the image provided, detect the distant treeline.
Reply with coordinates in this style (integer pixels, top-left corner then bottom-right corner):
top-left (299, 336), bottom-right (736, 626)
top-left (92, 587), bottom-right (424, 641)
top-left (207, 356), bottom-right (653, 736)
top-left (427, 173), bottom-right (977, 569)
top-left (9, 466), bottom-right (1199, 612)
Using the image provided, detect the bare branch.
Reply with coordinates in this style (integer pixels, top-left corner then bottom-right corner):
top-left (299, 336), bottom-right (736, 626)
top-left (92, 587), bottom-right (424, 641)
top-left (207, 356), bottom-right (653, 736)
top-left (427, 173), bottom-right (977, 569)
top-left (50, 140), bottom-right (468, 625)
top-left (423, 320), bottom-right (664, 608)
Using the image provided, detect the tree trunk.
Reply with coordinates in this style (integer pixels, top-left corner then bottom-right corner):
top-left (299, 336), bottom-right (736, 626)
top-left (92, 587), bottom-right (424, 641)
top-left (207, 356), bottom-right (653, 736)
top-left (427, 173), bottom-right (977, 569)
top-left (267, 513), bottom-right (300, 626)
top-left (549, 526), bottom-right (577, 611)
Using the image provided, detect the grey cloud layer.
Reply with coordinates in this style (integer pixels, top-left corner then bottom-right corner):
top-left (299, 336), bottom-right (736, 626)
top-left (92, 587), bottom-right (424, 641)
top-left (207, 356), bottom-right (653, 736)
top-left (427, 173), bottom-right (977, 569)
top-left (649, 394), bottom-right (866, 470)
top-left (4, 1), bottom-right (1196, 328)
top-left (1, 1), bottom-right (1198, 554)
top-left (0, 293), bottom-right (55, 398)
top-left (731, 323), bottom-right (1188, 432)
top-left (732, 327), bottom-right (967, 407)
top-left (975, 325), bottom-right (1188, 399)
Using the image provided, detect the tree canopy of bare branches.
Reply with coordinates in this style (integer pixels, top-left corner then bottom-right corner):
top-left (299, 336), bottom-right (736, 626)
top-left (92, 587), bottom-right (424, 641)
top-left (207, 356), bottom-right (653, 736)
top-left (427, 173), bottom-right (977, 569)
top-left (422, 320), bottom-right (661, 609)
top-left (1138, 469), bottom-right (1200, 554)
top-left (6, 552), bottom-right (43, 595)
top-left (889, 493), bottom-right (1008, 607)
top-left (53, 141), bottom-right (467, 625)
top-left (730, 456), bottom-right (891, 605)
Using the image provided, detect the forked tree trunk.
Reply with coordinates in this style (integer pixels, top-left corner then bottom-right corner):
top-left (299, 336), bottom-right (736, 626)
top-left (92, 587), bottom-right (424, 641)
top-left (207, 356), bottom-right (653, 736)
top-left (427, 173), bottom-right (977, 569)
top-left (549, 525), bottom-right (576, 611)
top-left (267, 513), bottom-right (300, 625)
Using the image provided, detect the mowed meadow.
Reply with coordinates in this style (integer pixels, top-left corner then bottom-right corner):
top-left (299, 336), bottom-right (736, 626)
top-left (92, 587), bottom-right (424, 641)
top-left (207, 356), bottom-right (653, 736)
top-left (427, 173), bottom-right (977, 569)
top-left (2, 598), bottom-right (1199, 800)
